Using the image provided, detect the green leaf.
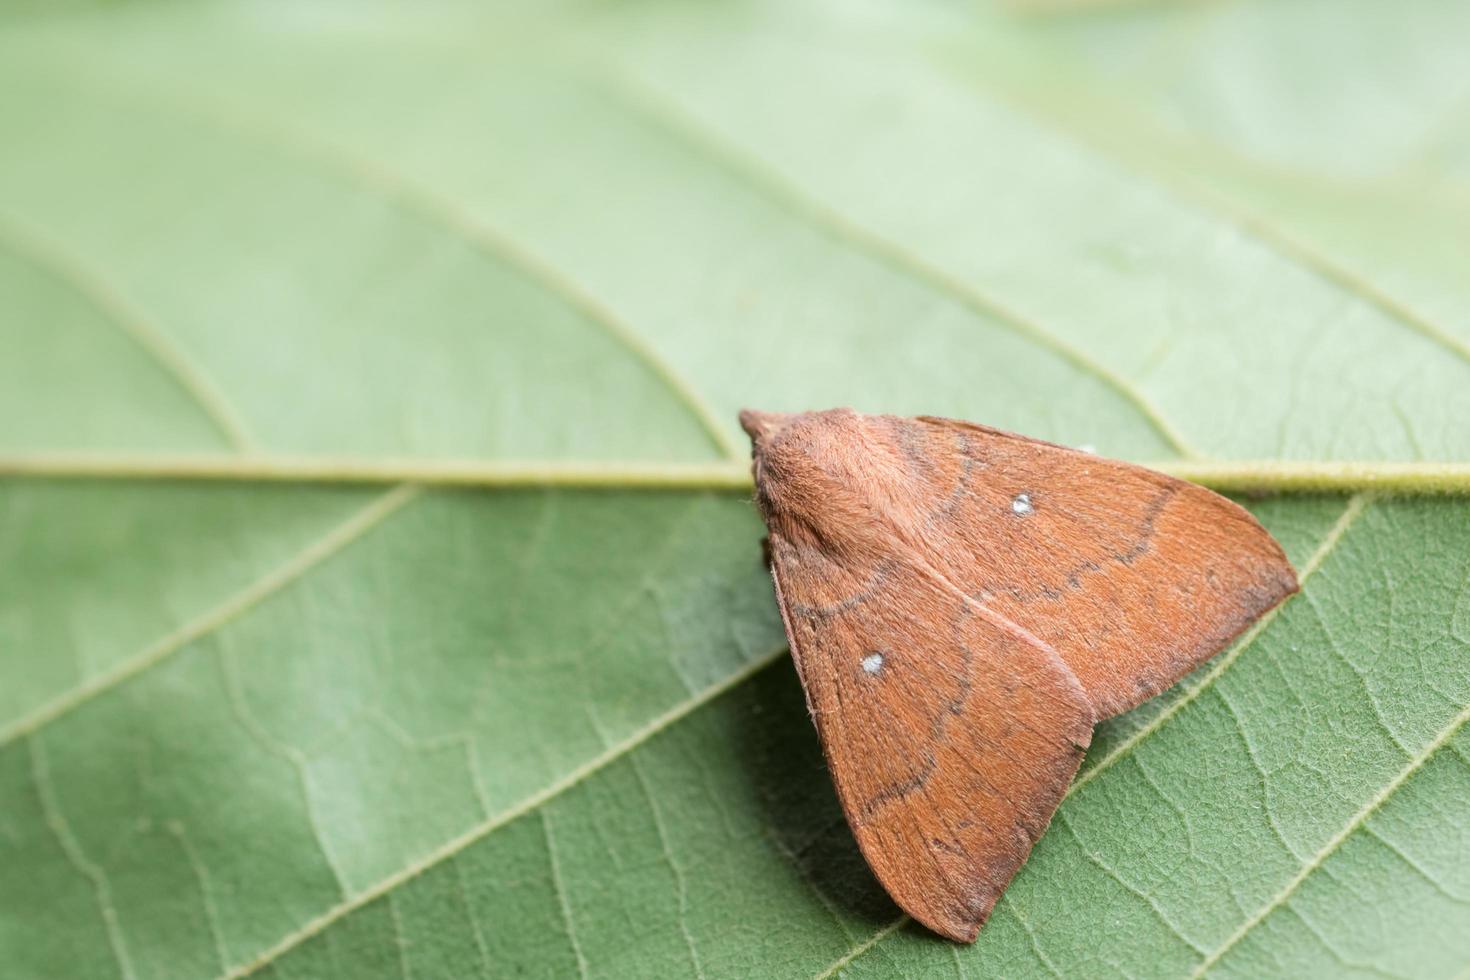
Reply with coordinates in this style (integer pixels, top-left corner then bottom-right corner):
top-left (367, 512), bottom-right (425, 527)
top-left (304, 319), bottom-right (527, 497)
top-left (2, 2), bottom-right (1467, 978)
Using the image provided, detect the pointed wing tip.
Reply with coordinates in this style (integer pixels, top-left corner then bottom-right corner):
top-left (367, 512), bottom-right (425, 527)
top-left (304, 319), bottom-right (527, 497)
top-left (1266, 549), bottom-right (1303, 606)
top-left (1264, 519), bottom-right (1302, 597)
top-left (1284, 568), bottom-right (1303, 597)
top-left (911, 903), bottom-right (989, 944)
top-left (948, 919), bottom-right (984, 945)
top-left (1223, 491), bottom-right (1304, 619)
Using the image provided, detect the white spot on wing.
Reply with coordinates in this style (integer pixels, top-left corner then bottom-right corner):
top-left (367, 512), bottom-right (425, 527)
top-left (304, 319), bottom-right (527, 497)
top-left (862, 653), bottom-right (884, 674)
top-left (1011, 493), bottom-right (1034, 516)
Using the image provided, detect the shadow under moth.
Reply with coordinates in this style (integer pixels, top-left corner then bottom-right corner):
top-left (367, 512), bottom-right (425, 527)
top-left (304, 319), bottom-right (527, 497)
top-left (740, 408), bottom-right (1298, 942)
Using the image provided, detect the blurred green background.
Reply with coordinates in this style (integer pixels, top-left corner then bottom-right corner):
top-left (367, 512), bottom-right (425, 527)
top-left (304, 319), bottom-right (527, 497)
top-left (2, 1), bottom-right (1469, 977)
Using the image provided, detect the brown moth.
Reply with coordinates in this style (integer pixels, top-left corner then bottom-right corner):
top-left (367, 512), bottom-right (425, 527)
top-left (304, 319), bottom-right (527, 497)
top-left (740, 408), bottom-right (1298, 943)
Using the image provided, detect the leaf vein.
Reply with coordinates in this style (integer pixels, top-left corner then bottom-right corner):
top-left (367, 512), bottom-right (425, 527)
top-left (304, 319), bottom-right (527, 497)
top-left (216, 647), bottom-right (349, 900)
top-left (54, 60), bottom-right (741, 462)
top-left (385, 892), bottom-right (411, 980)
top-left (999, 894), bottom-right (1065, 980)
top-left (1303, 589), bottom-right (1414, 759)
top-left (811, 916), bottom-right (907, 980)
top-left (170, 821), bottom-right (232, 974)
top-left (451, 857), bottom-right (495, 980)
top-left (1070, 493), bottom-right (1368, 796)
top-left (1056, 809), bottom-right (1207, 956)
top-left (541, 811), bottom-right (590, 980)
top-left (0, 215), bottom-right (255, 452)
top-left (1360, 824), bottom-right (1470, 906)
top-left (1283, 904), bottom-right (1410, 980)
top-left (933, 57), bottom-right (1470, 373)
top-left (220, 644), bottom-right (790, 979)
top-left (28, 737), bottom-right (138, 980)
top-left (811, 493), bottom-right (1368, 977)
top-left (594, 66), bottom-right (1201, 460)
top-left (1191, 702), bottom-right (1470, 976)
top-left (631, 752), bottom-right (706, 980)
top-left (0, 483), bottom-right (420, 750)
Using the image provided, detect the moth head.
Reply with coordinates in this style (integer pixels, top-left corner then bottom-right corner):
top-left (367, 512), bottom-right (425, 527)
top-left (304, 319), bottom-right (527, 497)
top-left (740, 408), bottom-right (898, 545)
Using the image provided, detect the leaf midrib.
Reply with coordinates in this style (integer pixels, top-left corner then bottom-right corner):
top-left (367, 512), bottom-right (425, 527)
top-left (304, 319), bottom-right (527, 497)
top-left (10, 455), bottom-right (1470, 494)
